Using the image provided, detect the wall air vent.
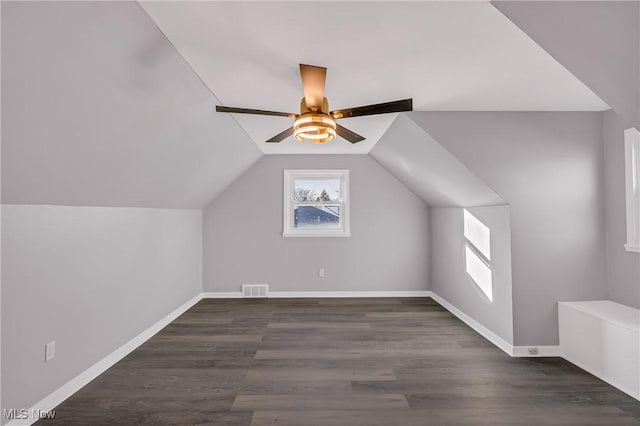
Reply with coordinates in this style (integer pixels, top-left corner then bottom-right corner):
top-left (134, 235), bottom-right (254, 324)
top-left (242, 284), bottom-right (268, 298)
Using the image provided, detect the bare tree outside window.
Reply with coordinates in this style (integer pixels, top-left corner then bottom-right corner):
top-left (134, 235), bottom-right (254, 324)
top-left (293, 188), bottom-right (318, 202)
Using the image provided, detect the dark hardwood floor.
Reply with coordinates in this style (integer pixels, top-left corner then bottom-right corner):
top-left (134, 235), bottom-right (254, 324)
top-left (40, 298), bottom-right (640, 425)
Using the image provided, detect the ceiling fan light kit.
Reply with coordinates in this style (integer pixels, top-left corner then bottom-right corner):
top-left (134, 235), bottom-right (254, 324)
top-left (294, 96), bottom-right (336, 144)
top-left (216, 64), bottom-right (412, 144)
top-left (294, 112), bottom-right (337, 144)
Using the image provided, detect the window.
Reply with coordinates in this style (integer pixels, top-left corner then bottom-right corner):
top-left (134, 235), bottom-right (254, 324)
top-left (625, 128), bottom-right (640, 252)
top-left (463, 209), bottom-right (493, 302)
top-left (283, 169), bottom-right (350, 237)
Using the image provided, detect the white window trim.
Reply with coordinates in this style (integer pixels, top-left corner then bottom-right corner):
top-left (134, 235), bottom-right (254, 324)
top-left (624, 128), bottom-right (640, 253)
top-left (283, 169), bottom-right (350, 238)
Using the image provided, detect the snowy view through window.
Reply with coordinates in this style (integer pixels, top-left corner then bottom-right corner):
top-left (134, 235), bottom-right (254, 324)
top-left (293, 178), bottom-right (340, 228)
top-left (283, 169), bottom-right (350, 237)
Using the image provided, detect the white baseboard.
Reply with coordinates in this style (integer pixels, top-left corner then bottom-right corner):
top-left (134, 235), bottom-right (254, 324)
top-left (512, 345), bottom-right (561, 357)
top-left (428, 292), bottom-right (515, 356)
top-left (271, 290), bottom-right (433, 298)
top-left (428, 293), bottom-right (561, 358)
top-left (201, 291), bottom-right (243, 298)
top-left (202, 290), bottom-right (433, 298)
top-left (6, 294), bottom-right (202, 426)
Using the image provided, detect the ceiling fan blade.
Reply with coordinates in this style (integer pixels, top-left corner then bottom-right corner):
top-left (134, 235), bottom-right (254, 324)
top-left (216, 106), bottom-right (296, 118)
top-left (299, 64), bottom-right (327, 110)
top-left (331, 98), bottom-right (413, 119)
top-left (266, 127), bottom-right (294, 143)
top-left (336, 124), bottom-right (365, 144)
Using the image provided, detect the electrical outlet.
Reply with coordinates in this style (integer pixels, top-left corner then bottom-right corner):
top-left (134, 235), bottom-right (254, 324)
top-left (319, 268), bottom-right (325, 278)
top-left (527, 347), bottom-right (539, 356)
top-left (45, 341), bottom-right (56, 362)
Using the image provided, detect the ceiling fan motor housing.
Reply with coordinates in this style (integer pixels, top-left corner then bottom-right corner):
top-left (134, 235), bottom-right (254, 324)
top-left (300, 97), bottom-right (329, 115)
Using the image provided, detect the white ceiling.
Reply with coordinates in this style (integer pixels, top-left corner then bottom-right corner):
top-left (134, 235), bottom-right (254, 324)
top-left (140, 1), bottom-right (608, 155)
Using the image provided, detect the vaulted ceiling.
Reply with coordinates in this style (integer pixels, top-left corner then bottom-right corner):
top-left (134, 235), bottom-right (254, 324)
top-left (2, 1), bottom-right (636, 209)
top-left (494, 0), bottom-right (639, 130)
top-left (140, 1), bottom-right (607, 154)
top-left (1, 1), bottom-right (261, 208)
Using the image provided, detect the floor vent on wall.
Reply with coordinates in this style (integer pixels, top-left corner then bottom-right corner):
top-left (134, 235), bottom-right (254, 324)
top-left (242, 284), bottom-right (269, 298)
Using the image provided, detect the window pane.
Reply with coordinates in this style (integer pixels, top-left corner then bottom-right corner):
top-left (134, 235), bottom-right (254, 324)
top-left (294, 205), bottom-right (340, 228)
top-left (294, 178), bottom-right (340, 202)
top-left (465, 245), bottom-right (493, 301)
top-left (463, 209), bottom-right (491, 260)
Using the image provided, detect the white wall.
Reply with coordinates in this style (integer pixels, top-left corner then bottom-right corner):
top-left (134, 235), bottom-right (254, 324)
top-left (431, 206), bottom-right (514, 344)
top-left (1, 205), bottom-right (202, 417)
top-left (603, 110), bottom-right (640, 308)
top-left (409, 112), bottom-right (608, 346)
top-left (204, 155), bottom-right (430, 293)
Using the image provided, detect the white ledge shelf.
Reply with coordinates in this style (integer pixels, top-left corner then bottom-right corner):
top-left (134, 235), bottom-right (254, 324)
top-left (559, 300), bottom-right (640, 401)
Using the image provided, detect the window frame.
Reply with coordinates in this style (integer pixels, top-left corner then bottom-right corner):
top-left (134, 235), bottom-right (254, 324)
top-left (624, 127), bottom-right (640, 253)
top-left (283, 169), bottom-right (350, 238)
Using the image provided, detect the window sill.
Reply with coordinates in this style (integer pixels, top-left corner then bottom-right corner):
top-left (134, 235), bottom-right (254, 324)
top-left (624, 244), bottom-right (640, 253)
top-left (283, 232), bottom-right (351, 238)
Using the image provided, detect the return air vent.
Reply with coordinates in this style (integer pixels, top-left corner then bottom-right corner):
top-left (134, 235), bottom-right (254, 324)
top-left (242, 284), bottom-right (268, 298)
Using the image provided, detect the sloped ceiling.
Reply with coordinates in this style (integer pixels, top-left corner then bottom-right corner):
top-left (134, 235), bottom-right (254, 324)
top-left (408, 111), bottom-right (605, 209)
top-left (1, 1), bottom-right (262, 209)
top-left (140, 1), bottom-right (607, 155)
top-left (370, 114), bottom-right (504, 208)
top-left (1, 1), bottom-right (621, 209)
top-left (493, 0), bottom-right (640, 129)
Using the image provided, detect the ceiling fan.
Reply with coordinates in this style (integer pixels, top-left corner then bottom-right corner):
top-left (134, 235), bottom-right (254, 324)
top-left (215, 64), bottom-right (413, 144)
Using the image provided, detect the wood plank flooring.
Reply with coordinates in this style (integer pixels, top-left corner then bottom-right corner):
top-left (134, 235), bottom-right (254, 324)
top-left (40, 298), bottom-right (640, 425)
